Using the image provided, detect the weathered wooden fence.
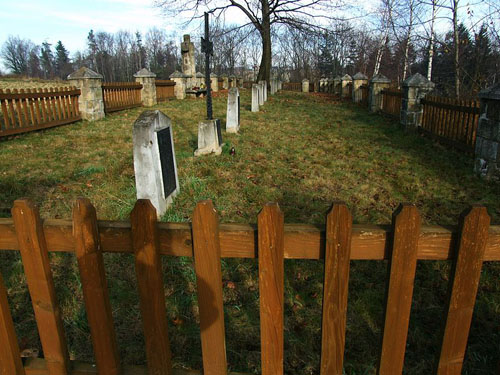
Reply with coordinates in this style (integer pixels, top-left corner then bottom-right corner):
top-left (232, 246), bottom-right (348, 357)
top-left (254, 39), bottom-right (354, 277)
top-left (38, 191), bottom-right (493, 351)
top-left (0, 87), bottom-right (81, 137)
top-left (155, 80), bottom-right (176, 102)
top-left (102, 82), bottom-right (142, 113)
top-left (282, 82), bottom-right (301, 91)
top-left (0, 198), bottom-right (497, 375)
top-left (381, 88), bottom-right (403, 118)
top-left (421, 96), bottom-right (481, 153)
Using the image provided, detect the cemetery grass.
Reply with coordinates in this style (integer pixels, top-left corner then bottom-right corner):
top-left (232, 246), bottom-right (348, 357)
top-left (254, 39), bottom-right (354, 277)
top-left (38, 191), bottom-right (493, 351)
top-left (1, 90), bottom-right (499, 374)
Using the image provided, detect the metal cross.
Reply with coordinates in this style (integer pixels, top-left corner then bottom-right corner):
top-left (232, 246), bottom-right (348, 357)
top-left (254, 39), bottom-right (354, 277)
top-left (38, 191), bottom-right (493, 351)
top-left (201, 12), bottom-right (214, 120)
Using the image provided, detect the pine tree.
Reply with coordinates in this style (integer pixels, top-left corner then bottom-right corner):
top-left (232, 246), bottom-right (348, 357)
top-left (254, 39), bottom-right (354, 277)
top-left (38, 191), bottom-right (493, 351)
top-left (55, 41), bottom-right (70, 79)
top-left (40, 42), bottom-right (54, 79)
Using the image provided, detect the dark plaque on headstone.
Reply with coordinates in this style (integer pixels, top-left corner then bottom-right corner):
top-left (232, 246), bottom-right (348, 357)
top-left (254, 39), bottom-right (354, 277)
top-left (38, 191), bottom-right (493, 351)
top-left (157, 128), bottom-right (177, 197)
top-left (215, 118), bottom-right (223, 146)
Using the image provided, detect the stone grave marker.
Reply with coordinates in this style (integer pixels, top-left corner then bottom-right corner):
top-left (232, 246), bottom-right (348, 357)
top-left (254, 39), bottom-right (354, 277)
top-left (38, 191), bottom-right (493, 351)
top-left (252, 84), bottom-right (260, 112)
top-left (258, 84), bottom-right (264, 106)
top-left (133, 110), bottom-right (179, 218)
top-left (226, 88), bottom-right (240, 133)
top-left (194, 119), bottom-right (223, 156)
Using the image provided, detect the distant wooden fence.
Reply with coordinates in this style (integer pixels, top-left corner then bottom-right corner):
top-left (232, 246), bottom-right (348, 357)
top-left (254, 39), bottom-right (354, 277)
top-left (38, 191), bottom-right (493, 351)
top-left (155, 80), bottom-right (176, 101)
top-left (0, 87), bottom-right (81, 137)
top-left (421, 96), bottom-right (481, 153)
top-left (282, 82), bottom-right (301, 91)
top-left (381, 88), bottom-right (402, 118)
top-left (102, 82), bottom-right (142, 113)
top-left (0, 198), bottom-right (497, 375)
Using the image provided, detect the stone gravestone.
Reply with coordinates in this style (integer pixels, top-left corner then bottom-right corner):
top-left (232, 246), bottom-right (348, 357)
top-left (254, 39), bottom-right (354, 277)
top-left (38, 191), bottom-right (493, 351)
top-left (258, 84), bottom-right (265, 106)
top-left (252, 84), bottom-right (260, 112)
top-left (133, 110), bottom-right (180, 218)
top-left (195, 119), bottom-right (223, 156)
top-left (226, 88), bottom-right (240, 133)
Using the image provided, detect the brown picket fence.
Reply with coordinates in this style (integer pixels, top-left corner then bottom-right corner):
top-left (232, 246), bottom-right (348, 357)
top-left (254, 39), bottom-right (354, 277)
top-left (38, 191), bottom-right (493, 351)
top-left (421, 96), bottom-right (481, 153)
top-left (155, 80), bottom-right (176, 102)
top-left (381, 88), bottom-right (403, 118)
top-left (0, 197), bottom-right (498, 375)
top-left (102, 82), bottom-right (142, 113)
top-left (0, 87), bottom-right (81, 137)
top-left (282, 82), bottom-right (301, 91)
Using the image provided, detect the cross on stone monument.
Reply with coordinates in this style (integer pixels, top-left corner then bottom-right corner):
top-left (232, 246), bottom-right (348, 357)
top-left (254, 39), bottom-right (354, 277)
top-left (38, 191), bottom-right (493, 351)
top-left (201, 12), bottom-right (213, 120)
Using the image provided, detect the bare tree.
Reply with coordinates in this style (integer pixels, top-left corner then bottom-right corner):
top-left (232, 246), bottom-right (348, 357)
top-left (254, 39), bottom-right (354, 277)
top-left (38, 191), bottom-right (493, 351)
top-left (1, 36), bottom-right (36, 75)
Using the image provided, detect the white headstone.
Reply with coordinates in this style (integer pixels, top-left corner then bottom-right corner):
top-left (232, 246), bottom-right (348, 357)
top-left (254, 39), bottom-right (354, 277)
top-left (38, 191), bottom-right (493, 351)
top-left (252, 84), bottom-right (259, 112)
top-left (226, 88), bottom-right (240, 133)
top-left (133, 110), bottom-right (179, 218)
top-left (258, 84), bottom-right (264, 106)
top-left (194, 119), bottom-right (223, 156)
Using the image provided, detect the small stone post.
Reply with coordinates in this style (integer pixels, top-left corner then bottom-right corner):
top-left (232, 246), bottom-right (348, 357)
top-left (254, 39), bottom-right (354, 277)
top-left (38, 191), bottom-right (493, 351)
top-left (333, 76), bottom-right (341, 96)
top-left (67, 67), bottom-right (105, 121)
top-left (252, 84), bottom-right (260, 112)
top-left (169, 71), bottom-right (187, 99)
top-left (134, 68), bottom-right (157, 107)
top-left (258, 84), bottom-right (265, 106)
top-left (302, 79), bottom-right (310, 93)
top-left (368, 74), bottom-right (391, 112)
top-left (210, 73), bottom-right (219, 92)
top-left (222, 76), bottom-right (229, 89)
top-left (474, 85), bottom-right (500, 179)
top-left (258, 80), bottom-right (267, 101)
top-left (278, 81), bottom-right (282, 90)
top-left (341, 74), bottom-right (352, 99)
top-left (226, 87), bottom-right (240, 133)
top-left (352, 72), bottom-right (368, 103)
top-left (401, 73), bottom-right (435, 130)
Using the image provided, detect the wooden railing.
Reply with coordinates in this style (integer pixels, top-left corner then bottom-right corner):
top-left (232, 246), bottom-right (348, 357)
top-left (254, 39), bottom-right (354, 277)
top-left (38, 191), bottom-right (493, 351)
top-left (0, 198), bottom-right (498, 374)
top-left (0, 87), bottom-right (81, 137)
top-left (102, 82), bottom-right (142, 113)
top-left (381, 88), bottom-right (402, 118)
top-left (282, 82), bottom-right (301, 91)
top-left (155, 80), bottom-right (176, 102)
top-left (421, 96), bottom-right (480, 153)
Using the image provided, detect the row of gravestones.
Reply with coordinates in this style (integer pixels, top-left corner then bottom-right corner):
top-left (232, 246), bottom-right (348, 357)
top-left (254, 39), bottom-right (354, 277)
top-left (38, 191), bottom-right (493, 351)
top-left (133, 80), bottom-right (281, 218)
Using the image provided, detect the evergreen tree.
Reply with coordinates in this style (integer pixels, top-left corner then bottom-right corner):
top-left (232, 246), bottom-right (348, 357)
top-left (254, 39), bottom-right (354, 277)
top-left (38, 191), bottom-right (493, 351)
top-left (87, 30), bottom-right (98, 72)
top-left (55, 40), bottom-right (71, 79)
top-left (40, 42), bottom-right (54, 79)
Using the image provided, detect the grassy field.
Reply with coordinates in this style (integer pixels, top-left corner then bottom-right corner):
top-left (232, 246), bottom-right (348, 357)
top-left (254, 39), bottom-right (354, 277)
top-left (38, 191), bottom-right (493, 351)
top-left (0, 89), bottom-right (499, 374)
top-left (0, 76), bottom-right (69, 90)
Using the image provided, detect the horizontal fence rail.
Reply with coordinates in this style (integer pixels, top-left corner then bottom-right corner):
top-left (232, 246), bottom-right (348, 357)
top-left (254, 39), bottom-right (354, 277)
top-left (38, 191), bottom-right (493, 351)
top-left (381, 88), bottom-right (402, 118)
top-left (282, 82), bottom-right (302, 92)
top-left (421, 96), bottom-right (480, 153)
top-left (102, 82), bottom-right (142, 113)
top-left (0, 87), bottom-right (81, 137)
top-left (0, 198), bottom-right (496, 375)
top-left (155, 80), bottom-right (176, 102)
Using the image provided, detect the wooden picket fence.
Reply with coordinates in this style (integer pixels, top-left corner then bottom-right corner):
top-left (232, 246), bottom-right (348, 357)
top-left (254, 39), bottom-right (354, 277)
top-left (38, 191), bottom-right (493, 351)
top-left (421, 96), bottom-right (481, 153)
top-left (381, 88), bottom-right (403, 118)
top-left (0, 87), bottom-right (81, 137)
top-left (102, 82), bottom-right (142, 113)
top-left (0, 197), bottom-right (497, 375)
top-left (282, 82), bottom-right (301, 91)
top-left (155, 80), bottom-right (176, 102)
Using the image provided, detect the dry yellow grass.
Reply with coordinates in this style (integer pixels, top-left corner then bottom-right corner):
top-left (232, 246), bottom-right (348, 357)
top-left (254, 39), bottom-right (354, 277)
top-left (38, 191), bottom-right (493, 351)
top-left (0, 77), bottom-right (68, 90)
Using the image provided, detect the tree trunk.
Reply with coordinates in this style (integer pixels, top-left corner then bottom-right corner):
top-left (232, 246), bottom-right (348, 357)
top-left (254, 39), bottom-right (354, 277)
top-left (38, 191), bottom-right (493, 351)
top-left (453, 0), bottom-right (460, 98)
top-left (257, 0), bottom-right (271, 83)
top-left (427, 0), bottom-right (436, 81)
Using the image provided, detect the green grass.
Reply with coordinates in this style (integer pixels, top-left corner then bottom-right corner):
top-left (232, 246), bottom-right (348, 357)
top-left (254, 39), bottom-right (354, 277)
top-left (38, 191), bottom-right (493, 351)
top-left (0, 90), bottom-right (499, 374)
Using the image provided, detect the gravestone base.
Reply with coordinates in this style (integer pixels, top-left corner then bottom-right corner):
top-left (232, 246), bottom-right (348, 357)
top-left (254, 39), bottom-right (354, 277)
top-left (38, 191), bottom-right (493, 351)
top-left (195, 119), bottom-right (223, 156)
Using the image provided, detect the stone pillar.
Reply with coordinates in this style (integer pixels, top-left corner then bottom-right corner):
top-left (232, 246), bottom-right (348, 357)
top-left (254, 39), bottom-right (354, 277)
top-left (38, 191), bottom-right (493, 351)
top-left (181, 35), bottom-right (196, 77)
top-left (352, 72), bottom-right (369, 103)
top-left (368, 74), bottom-right (391, 112)
top-left (252, 84), bottom-right (259, 112)
top-left (226, 88), bottom-right (240, 133)
top-left (169, 71), bottom-right (187, 99)
top-left (278, 80), bottom-right (282, 90)
top-left (341, 74), bottom-right (352, 99)
top-left (210, 73), bottom-right (218, 92)
top-left (258, 84), bottom-right (264, 106)
top-left (401, 73), bottom-right (435, 130)
top-left (222, 76), bottom-right (229, 89)
top-left (474, 85), bottom-right (500, 179)
top-left (333, 76), bottom-right (341, 96)
top-left (258, 80), bottom-right (267, 101)
top-left (134, 68), bottom-right (157, 107)
top-left (67, 67), bottom-right (105, 121)
top-left (302, 79), bottom-right (310, 93)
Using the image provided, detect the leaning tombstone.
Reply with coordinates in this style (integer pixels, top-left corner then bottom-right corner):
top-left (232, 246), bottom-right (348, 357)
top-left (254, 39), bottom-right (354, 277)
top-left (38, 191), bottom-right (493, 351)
top-left (195, 119), bottom-right (223, 156)
top-left (252, 84), bottom-right (260, 112)
top-left (226, 87), bottom-right (240, 133)
top-left (133, 110), bottom-right (179, 218)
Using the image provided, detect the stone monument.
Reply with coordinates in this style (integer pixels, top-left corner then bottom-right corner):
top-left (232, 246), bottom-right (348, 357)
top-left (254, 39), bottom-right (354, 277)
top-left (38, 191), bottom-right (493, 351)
top-left (67, 67), bottom-right (105, 121)
top-left (226, 88), bottom-right (240, 133)
top-left (134, 68), bottom-right (157, 107)
top-left (195, 120), bottom-right (223, 156)
top-left (181, 35), bottom-right (196, 88)
top-left (252, 84), bottom-right (260, 112)
top-left (133, 110), bottom-right (179, 218)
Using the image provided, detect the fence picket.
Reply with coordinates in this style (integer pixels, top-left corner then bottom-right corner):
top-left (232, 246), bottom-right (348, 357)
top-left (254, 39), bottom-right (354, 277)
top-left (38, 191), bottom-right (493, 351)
top-left (192, 200), bottom-right (227, 375)
top-left (131, 200), bottom-right (173, 375)
top-left (0, 273), bottom-right (24, 375)
top-left (437, 206), bottom-right (490, 374)
top-left (73, 198), bottom-right (121, 375)
top-left (12, 199), bottom-right (70, 375)
top-left (0, 89), bottom-right (11, 129)
top-left (378, 204), bottom-right (420, 374)
top-left (258, 203), bottom-right (285, 375)
top-left (320, 203), bottom-right (352, 375)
